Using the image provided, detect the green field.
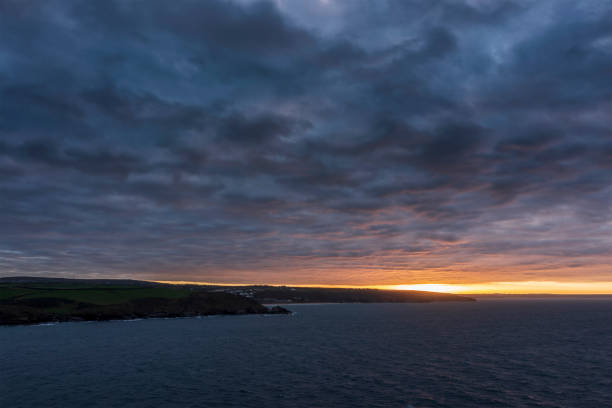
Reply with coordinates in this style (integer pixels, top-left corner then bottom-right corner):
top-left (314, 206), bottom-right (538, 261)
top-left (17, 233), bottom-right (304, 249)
top-left (0, 283), bottom-right (191, 305)
top-left (0, 279), bottom-right (288, 325)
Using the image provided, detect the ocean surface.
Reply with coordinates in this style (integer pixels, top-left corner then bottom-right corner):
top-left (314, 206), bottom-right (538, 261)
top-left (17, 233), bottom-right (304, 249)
top-left (2, 300), bottom-right (612, 408)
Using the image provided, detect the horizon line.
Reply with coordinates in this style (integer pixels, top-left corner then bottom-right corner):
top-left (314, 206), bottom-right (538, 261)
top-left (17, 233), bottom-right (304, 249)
top-left (153, 280), bottom-right (612, 295)
top-left (4, 275), bottom-right (612, 295)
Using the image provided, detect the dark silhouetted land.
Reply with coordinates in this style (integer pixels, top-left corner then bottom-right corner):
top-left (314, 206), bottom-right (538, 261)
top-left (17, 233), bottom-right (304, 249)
top-left (219, 285), bottom-right (476, 304)
top-left (0, 277), bottom-right (474, 325)
top-left (0, 277), bottom-right (288, 325)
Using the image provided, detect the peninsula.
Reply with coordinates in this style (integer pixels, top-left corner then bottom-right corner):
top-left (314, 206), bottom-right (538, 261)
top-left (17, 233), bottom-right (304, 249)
top-left (0, 277), bottom-right (474, 325)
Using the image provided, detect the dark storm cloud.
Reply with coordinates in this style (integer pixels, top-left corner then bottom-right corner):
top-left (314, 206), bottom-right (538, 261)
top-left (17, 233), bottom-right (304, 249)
top-left (217, 112), bottom-right (308, 145)
top-left (152, 0), bottom-right (315, 53)
top-left (1, 0), bottom-right (611, 284)
top-left (439, 1), bottom-right (522, 26)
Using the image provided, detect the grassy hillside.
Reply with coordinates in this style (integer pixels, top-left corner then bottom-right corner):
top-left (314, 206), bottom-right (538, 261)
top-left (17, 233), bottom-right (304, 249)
top-left (0, 283), bottom-right (190, 304)
top-left (0, 281), bottom-right (288, 325)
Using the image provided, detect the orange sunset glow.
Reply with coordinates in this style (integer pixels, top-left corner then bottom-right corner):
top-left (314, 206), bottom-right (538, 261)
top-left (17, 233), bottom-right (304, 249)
top-left (384, 282), bottom-right (612, 294)
top-left (155, 280), bottom-right (612, 295)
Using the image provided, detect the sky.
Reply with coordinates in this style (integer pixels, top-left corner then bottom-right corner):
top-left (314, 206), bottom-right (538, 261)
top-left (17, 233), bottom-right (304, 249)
top-left (1, 0), bottom-right (612, 292)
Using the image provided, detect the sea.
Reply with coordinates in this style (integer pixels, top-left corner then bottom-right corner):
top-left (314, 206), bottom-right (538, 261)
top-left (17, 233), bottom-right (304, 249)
top-left (2, 299), bottom-right (612, 408)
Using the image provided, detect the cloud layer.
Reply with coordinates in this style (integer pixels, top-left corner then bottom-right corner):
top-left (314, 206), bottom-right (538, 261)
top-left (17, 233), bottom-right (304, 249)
top-left (1, 0), bottom-right (611, 284)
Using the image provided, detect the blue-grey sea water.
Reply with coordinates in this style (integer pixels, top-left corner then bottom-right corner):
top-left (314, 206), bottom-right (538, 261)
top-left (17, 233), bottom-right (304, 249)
top-left (2, 300), bottom-right (612, 408)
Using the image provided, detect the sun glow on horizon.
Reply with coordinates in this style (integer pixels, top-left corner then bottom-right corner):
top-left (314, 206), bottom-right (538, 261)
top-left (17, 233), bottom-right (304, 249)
top-left (153, 280), bottom-right (612, 294)
top-left (386, 281), bottom-right (612, 294)
top-left (384, 284), bottom-right (460, 293)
